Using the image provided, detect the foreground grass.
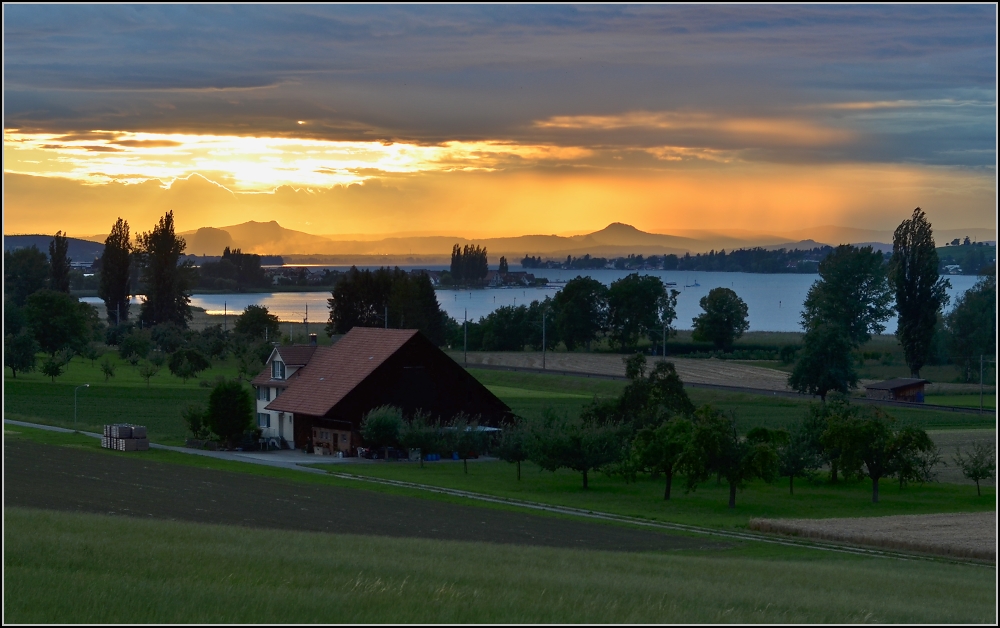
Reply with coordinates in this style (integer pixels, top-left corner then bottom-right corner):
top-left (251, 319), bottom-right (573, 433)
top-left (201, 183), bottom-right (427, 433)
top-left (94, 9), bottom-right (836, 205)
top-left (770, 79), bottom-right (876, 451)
top-left (321, 459), bottom-right (995, 529)
top-left (4, 508), bottom-right (995, 624)
top-left (471, 369), bottom-right (997, 431)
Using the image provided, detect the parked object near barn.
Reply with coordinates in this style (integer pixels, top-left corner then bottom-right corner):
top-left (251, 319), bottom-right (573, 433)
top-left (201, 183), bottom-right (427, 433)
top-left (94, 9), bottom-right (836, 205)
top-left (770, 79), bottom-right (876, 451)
top-left (864, 378), bottom-right (930, 403)
top-left (251, 328), bottom-right (512, 451)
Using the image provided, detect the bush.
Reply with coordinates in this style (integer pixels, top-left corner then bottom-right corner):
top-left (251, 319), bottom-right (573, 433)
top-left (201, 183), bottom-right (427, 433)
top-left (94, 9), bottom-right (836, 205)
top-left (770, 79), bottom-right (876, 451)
top-left (205, 381), bottom-right (253, 445)
top-left (182, 404), bottom-right (210, 440)
top-left (361, 406), bottom-right (404, 456)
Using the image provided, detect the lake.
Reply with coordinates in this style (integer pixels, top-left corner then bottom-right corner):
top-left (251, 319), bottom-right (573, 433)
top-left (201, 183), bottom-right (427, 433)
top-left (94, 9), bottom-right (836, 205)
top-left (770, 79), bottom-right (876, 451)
top-left (81, 269), bottom-right (983, 333)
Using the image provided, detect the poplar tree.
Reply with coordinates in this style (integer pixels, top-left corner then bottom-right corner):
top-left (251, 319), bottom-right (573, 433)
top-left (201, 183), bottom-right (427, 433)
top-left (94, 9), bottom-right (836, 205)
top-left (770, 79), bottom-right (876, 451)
top-left (889, 208), bottom-right (950, 377)
top-left (137, 211), bottom-right (193, 328)
top-left (99, 218), bottom-right (133, 324)
top-left (48, 231), bottom-right (71, 293)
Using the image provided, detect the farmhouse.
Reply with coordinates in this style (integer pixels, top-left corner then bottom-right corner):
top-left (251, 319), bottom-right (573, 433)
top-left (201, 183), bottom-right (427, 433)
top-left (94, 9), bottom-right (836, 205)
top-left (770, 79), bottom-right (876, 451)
top-left (864, 378), bottom-right (930, 403)
top-left (251, 328), bottom-right (511, 453)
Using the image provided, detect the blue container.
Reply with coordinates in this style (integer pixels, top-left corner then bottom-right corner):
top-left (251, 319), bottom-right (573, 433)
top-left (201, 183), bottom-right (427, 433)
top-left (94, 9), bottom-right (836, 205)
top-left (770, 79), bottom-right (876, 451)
top-left (452, 451), bottom-right (459, 460)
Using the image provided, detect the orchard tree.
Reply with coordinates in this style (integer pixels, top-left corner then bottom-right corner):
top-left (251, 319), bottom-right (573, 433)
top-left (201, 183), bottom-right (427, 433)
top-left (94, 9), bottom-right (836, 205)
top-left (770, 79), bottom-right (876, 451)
top-left (553, 276), bottom-right (608, 351)
top-left (137, 211), bottom-right (193, 328)
top-left (527, 409), bottom-right (625, 489)
top-left (41, 355), bottom-right (65, 383)
top-left (4, 331), bottom-right (39, 378)
top-left (889, 208), bottom-right (950, 377)
top-left (953, 443), bottom-right (996, 496)
top-left (681, 407), bottom-right (780, 509)
top-left (494, 421), bottom-right (529, 480)
top-left (49, 231), bottom-right (72, 293)
top-left (234, 304), bottom-right (281, 340)
top-left (632, 417), bottom-right (694, 500)
top-left (99, 217), bottom-right (133, 324)
top-left (168, 348), bottom-right (211, 383)
top-left (692, 287), bottom-right (750, 351)
top-left (4, 246), bottom-right (50, 306)
top-left (361, 405), bottom-right (404, 459)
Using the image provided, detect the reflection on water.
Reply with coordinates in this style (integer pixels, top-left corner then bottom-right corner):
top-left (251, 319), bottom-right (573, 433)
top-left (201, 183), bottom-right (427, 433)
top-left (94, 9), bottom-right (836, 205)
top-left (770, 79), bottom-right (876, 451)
top-left (81, 269), bottom-right (983, 333)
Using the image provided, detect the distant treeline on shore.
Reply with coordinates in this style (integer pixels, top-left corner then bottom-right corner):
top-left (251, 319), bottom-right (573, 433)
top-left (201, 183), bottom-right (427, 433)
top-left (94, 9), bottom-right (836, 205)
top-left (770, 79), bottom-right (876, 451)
top-left (522, 246), bottom-right (836, 273)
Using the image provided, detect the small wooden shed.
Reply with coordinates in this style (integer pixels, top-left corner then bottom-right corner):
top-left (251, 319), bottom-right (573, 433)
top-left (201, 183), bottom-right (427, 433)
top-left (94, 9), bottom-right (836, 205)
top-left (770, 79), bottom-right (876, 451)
top-left (864, 378), bottom-right (930, 403)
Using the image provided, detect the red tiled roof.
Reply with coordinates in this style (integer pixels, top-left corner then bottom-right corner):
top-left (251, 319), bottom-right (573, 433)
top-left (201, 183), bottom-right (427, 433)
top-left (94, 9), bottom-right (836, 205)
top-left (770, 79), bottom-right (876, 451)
top-left (264, 328), bottom-right (419, 417)
top-left (276, 345), bottom-right (317, 365)
top-left (249, 345), bottom-right (318, 386)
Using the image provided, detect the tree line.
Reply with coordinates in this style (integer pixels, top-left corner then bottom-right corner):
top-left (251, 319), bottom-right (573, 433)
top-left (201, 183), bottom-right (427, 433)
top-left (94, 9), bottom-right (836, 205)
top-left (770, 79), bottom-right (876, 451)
top-left (521, 247), bottom-right (836, 273)
top-left (450, 244), bottom-right (489, 285)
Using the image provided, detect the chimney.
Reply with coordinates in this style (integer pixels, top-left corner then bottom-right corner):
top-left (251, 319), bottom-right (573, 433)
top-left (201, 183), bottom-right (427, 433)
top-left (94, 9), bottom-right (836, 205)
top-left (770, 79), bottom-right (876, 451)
top-left (309, 334), bottom-right (317, 347)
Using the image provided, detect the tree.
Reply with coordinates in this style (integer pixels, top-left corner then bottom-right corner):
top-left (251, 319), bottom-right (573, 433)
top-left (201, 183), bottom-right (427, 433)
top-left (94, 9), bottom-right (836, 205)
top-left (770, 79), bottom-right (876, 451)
top-left (137, 211), bottom-right (193, 328)
top-left (399, 412), bottom-right (447, 468)
top-left (681, 407), bottom-right (780, 508)
top-left (953, 443), bottom-right (996, 496)
top-left (168, 348), bottom-right (211, 383)
top-left (4, 331), bottom-right (39, 378)
top-left (137, 361), bottom-right (160, 387)
top-left (450, 414), bottom-right (490, 474)
top-left (692, 287), bottom-right (750, 351)
top-left (552, 276), bottom-right (608, 351)
top-left (327, 267), bottom-right (446, 345)
top-left (182, 404), bottom-right (211, 440)
top-left (607, 274), bottom-right (671, 352)
top-left (205, 380), bottom-right (254, 445)
top-left (99, 217), bottom-right (133, 324)
top-left (788, 323), bottom-right (858, 401)
top-left (526, 409), bottom-right (625, 489)
top-left (889, 208), bottom-right (950, 376)
top-left (778, 425), bottom-right (819, 495)
top-left (802, 245), bottom-right (893, 347)
top-left (827, 406), bottom-right (908, 504)
top-left (479, 305), bottom-right (529, 351)
top-left (632, 417), bottom-right (694, 500)
top-left (234, 304), bottom-right (281, 341)
top-left (891, 426), bottom-right (940, 488)
top-left (118, 329), bottom-right (152, 362)
top-left (498, 256), bottom-right (509, 274)
top-left (40, 355), bottom-right (65, 383)
top-left (4, 246), bottom-right (50, 306)
top-left (449, 244), bottom-right (488, 285)
top-left (24, 290), bottom-right (90, 356)
top-left (361, 405), bottom-right (404, 459)
top-left (100, 356), bottom-right (117, 381)
top-left (494, 421), bottom-right (529, 480)
top-left (945, 275), bottom-right (996, 382)
top-left (48, 231), bottom-right (72, 293)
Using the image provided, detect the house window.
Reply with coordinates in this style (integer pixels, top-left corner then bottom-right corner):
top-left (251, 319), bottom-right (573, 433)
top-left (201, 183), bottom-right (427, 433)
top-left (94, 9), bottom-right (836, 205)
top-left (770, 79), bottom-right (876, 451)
top-left (257, 413), bottom-right (271, 428)
top-left (272, 360), bottom-right (286, 380)
top-left (256, 386), bottom-right (271, 401)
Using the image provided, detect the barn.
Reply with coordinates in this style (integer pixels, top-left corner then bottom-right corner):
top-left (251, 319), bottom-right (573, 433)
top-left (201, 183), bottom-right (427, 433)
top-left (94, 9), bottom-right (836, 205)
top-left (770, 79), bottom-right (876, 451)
top-left (864, 378), bottom-right (930, 403)
top-left (252, 328), bottom-right (511, 453)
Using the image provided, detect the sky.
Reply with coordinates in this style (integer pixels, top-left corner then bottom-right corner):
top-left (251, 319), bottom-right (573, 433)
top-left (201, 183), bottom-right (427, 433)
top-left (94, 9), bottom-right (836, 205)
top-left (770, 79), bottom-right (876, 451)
top-left (3, 5), bottom-right (997, 239)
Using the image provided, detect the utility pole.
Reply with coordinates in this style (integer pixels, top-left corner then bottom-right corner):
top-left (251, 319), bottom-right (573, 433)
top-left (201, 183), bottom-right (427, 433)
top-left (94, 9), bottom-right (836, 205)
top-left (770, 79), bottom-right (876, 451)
top-left (982, 355), bottom-right (985, 414)
top-left (116, 303), bottom-right (120, 326)
top-left (542, 308), bottom-right (546, 370)
top-left (304, 304), bottom-right (308, 338)
top-left (224, 301), bottom-right (227, 332)
top-left (464, 308), bottom-right (468, 368)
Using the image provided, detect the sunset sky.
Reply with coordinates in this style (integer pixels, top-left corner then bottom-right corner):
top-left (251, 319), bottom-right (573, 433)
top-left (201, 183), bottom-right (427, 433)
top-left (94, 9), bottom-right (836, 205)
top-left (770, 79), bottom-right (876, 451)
top-left (3, 5), bottom-right (996, 239)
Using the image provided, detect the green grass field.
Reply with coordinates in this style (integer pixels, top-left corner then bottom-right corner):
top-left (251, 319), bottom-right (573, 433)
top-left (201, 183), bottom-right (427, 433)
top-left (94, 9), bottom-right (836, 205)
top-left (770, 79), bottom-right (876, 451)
top-left (4, 355), bottom-right (993, 448)
top-left (318, 458), bottom-right (995, 529)
top-left (5, 508), bottom-right (995, 624)
top-left (470, 369), bottom-right (997, 432)
top-left (926, 394), bottom-right (996, 410)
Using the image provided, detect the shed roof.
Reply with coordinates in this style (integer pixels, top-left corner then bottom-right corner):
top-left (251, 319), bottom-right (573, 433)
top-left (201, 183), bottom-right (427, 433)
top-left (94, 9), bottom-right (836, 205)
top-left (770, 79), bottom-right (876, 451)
top-left (864, 378), bottom-right (930, 391)
top-left (264, 328), bottom-right (419, 417)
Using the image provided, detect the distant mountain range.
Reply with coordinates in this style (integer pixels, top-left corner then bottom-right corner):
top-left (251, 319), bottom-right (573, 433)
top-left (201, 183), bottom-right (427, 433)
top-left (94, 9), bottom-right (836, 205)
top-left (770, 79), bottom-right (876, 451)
top-left (7, 222), bottom-right (994, 264)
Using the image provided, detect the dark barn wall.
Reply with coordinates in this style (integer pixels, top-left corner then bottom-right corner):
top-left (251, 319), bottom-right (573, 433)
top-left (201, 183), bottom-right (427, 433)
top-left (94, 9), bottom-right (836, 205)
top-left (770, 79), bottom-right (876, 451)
top-left (324, 334), bottom-right (511, 428)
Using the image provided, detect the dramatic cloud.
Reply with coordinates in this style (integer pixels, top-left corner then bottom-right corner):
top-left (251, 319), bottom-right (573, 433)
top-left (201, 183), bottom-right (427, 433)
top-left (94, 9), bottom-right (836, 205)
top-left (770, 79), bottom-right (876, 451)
top-left (3, 5), bottom-right (996, 238)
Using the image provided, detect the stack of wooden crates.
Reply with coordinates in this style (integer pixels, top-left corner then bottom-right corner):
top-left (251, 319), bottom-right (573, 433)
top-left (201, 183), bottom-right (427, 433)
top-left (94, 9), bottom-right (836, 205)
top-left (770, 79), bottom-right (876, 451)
top-left (102, 424), bottom-right (150, 452)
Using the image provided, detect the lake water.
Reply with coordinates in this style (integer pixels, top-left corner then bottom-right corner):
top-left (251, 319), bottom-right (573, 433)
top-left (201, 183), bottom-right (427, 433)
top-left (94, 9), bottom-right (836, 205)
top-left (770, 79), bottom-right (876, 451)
top-left (82, 269), bottom-right (983, 333)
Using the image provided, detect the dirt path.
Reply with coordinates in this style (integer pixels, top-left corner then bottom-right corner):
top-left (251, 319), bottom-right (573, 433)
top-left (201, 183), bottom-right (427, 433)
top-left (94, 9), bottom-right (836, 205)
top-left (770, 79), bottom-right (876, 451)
top-left (453, 351), bottom-right (793, 391)
top-left (750, 512), bottom-right (996, 561)
top-left (3, 439), bottom-right (720, 554)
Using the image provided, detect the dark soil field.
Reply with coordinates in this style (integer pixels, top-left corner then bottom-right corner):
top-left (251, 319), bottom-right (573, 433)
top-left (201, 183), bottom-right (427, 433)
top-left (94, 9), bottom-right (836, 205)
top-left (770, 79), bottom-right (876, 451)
top-left (3, 439), bottom-right (719, 554)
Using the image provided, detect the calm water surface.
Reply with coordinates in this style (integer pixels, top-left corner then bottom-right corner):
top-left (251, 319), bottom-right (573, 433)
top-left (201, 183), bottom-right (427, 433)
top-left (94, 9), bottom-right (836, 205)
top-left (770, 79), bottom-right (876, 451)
top-left (83, 269), bottom-right (982, 333)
